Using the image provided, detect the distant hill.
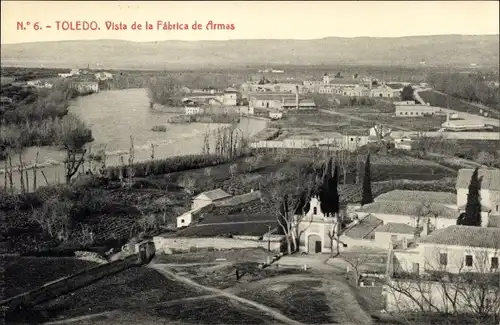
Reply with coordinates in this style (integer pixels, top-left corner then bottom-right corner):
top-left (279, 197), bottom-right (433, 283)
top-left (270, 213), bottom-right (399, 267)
top-left (1, 35), bottom-right (499, 70)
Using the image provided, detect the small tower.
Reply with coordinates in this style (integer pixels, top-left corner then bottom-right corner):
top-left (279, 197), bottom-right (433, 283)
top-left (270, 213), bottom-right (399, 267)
top-left (323, 73), bottom-right (330, 85)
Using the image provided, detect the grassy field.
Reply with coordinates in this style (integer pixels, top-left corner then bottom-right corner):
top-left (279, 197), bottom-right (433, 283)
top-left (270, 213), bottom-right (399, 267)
top-left (235, 276), bottom-right (375, 325)
top-left (1, 256), bottom-right (98, 299)
top-left (419, 90), bottom-right (500, 119)
top-left (269, 111), bottom-right (373, 136)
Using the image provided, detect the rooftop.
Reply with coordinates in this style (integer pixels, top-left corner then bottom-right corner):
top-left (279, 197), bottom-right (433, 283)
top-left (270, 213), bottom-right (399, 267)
top-left (194, 188), bottom-right (231, 201)
top-left (215, 190), bottom-right (262, 207)
top-left (419, 225), bottom-right (500, 249)
top-left (357, 201), bottom-right (458, 219)
top-left (456, 168), bottom-right (500, 191)
top-left (375, 223), bottom-right (416, 235)
top-left (375, 190), bottom-right (456, 205)
top-left (343, 214), bottom-right (383, 239)
top-left (176, 213), bottom-right (276, 238)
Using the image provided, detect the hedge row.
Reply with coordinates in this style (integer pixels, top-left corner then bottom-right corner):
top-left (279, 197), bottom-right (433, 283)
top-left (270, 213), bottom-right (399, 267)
top-left (106, 153), bottom-right (233, 180)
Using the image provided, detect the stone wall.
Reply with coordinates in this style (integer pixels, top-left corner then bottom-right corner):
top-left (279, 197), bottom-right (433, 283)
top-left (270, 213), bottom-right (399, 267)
top-left (154, 236), bottom-right (283, 254)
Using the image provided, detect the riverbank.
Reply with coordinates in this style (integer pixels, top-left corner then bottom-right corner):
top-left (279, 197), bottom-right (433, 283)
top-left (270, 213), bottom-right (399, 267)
top-left (150, 103), bottom-right (184, 114)
top-left (0, 89), bottom-right (269, 191)
top-left (167, 113), bottom-right (240, 124)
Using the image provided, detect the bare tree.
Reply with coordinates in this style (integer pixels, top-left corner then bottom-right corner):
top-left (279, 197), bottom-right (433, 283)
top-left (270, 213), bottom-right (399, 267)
top-left (229, 163), bottom-right (238, 178)
top-left (127, 135), bottom-right (135, 187)
top-left (31, 198), bottom-right (73, 241)
top-left (178, 175), bottom-right (196, 195)
top-left (342, 249), bottom-right (380, 287)
top-left (61, 114), bottom-right (93, 184)
top-left (265, 172), bottom-right (316, 254)
top-left (385, 246), bottom-right (500, 322)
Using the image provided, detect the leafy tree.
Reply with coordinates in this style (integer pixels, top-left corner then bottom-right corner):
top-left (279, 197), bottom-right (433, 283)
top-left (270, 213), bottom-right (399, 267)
top-left (361, 154), bottom-right (373, 206)
top-left (401, 85), bottom-right (414, 101)
top-left (146, 76), bottom-right (187, 106)
top-left (457, 168), bottom-right (482, 226)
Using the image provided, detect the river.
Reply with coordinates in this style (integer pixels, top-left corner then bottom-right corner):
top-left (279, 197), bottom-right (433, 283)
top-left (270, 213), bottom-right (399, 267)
top-left (0, 88), bottom-right (268, 191)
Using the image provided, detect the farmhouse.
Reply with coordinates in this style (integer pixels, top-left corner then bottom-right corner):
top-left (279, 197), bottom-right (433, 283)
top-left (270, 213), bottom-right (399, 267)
top-left (191, 188), bottom-right (232, 210)
top-left (354, 190), bottom-right (459, 230)
top-left (388, 225), bottom-right (500, 276)
top-left (384, 225), bottom-right (500, 313)
top-left (159, 195), bottom-right (285, 254)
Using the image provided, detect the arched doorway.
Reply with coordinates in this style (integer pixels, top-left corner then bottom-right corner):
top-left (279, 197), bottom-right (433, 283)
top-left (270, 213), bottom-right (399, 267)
top-left (308, 234), bottom-right (322, 253)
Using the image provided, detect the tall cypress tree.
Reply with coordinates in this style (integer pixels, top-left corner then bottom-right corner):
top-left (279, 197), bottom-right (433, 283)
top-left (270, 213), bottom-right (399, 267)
top-left (330, 164), bottom-right (339, 215)
top-left (361, 154), bottom-right (373, 206)
top-left (320, 157), bottom-right (333, 216)
top-left (461, 168), bottom-right (482, 226)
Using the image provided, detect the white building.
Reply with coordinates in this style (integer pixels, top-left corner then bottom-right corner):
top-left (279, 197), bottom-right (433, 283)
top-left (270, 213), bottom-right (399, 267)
top-left (296, 196), bottom-right (339, 254)
top-left (185, 106), bottom-right (202, 115)
top-left (394, 102), bottom-right (442, 117)
top-left (95, 72), bottom-right (113, 80)
top-left (191, 188), bottom-right (232, 211)
top-left (384, 225), bottom-right (500, 313)
top-left (269, 111), bottom-right (283, 120)
top-left (354, 190), bottom-right (459, 231)
top-left (223, 87), bottom-right (238, 106)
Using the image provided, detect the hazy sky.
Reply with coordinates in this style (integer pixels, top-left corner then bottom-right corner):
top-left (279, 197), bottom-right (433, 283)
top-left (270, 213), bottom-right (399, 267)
top-left (1, 1), bottom-right (499, 44)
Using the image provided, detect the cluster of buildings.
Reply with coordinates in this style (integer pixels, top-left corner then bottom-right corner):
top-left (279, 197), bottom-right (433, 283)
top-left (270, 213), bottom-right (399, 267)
top-left (22, 68), bottom-right (114, 95)
top-left (155, 166), bottom-right (499, 257)
top-left (151, 163), bottom-right (500, 315)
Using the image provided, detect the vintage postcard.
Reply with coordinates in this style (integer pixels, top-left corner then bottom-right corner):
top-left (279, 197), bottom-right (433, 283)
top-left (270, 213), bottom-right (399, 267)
top-left (1, 1), bottom-right (499, 324)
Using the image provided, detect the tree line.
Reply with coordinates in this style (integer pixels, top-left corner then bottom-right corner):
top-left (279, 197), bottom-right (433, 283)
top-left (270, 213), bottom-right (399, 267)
top-left (427, 72), bottom-right (500, 107)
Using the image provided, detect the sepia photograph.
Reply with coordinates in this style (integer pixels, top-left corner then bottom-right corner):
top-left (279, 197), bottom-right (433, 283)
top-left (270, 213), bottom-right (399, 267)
top-left (0, 1), bottom-right (499, 324)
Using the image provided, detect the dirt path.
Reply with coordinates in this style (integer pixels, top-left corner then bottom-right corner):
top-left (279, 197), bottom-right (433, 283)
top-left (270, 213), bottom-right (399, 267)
top-left (42, 311), bottom-right (118, 324)
top-left (149, 263), bottom-right (304, 325)
top-left (154, 294), bottom-right (221, 307)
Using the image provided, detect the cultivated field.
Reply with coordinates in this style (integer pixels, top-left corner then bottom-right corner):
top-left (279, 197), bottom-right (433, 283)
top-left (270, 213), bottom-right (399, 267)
top-left (1, 256), bottom-right (98, 299)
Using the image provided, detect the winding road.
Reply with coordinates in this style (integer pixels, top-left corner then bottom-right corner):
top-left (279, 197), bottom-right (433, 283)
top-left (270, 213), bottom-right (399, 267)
top-left (148, 263), bottom-right (305, 325)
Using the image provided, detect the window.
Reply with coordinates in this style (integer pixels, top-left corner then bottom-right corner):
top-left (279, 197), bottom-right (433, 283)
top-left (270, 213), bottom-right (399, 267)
top-left (181, 219), bottom-right (185, 224)
top-left (412, 263), bottom-right (420, 275)
top-left (350, 138), bottom-right (354, 141)
top-left (492, 257), bottom-right (499, 269)
top-left (496, 205), bottom-right (499, 212)
top-left (439, 253), bottom-right (448, 266)
top-left (410, 112), bottom-right (413, 115)
top-left (405, 112), bottom-right (408, 115)
top-left (465, 255), bottom-right (473, 267)
top-left (313, 207), bottom-right (317, 215)
top-left (391, 235), bottom-right (398, 242)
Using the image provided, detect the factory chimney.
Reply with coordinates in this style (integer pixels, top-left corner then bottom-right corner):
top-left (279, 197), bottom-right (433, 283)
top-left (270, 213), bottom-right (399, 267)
top-left (295, 85), bottom-right (299, 110)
